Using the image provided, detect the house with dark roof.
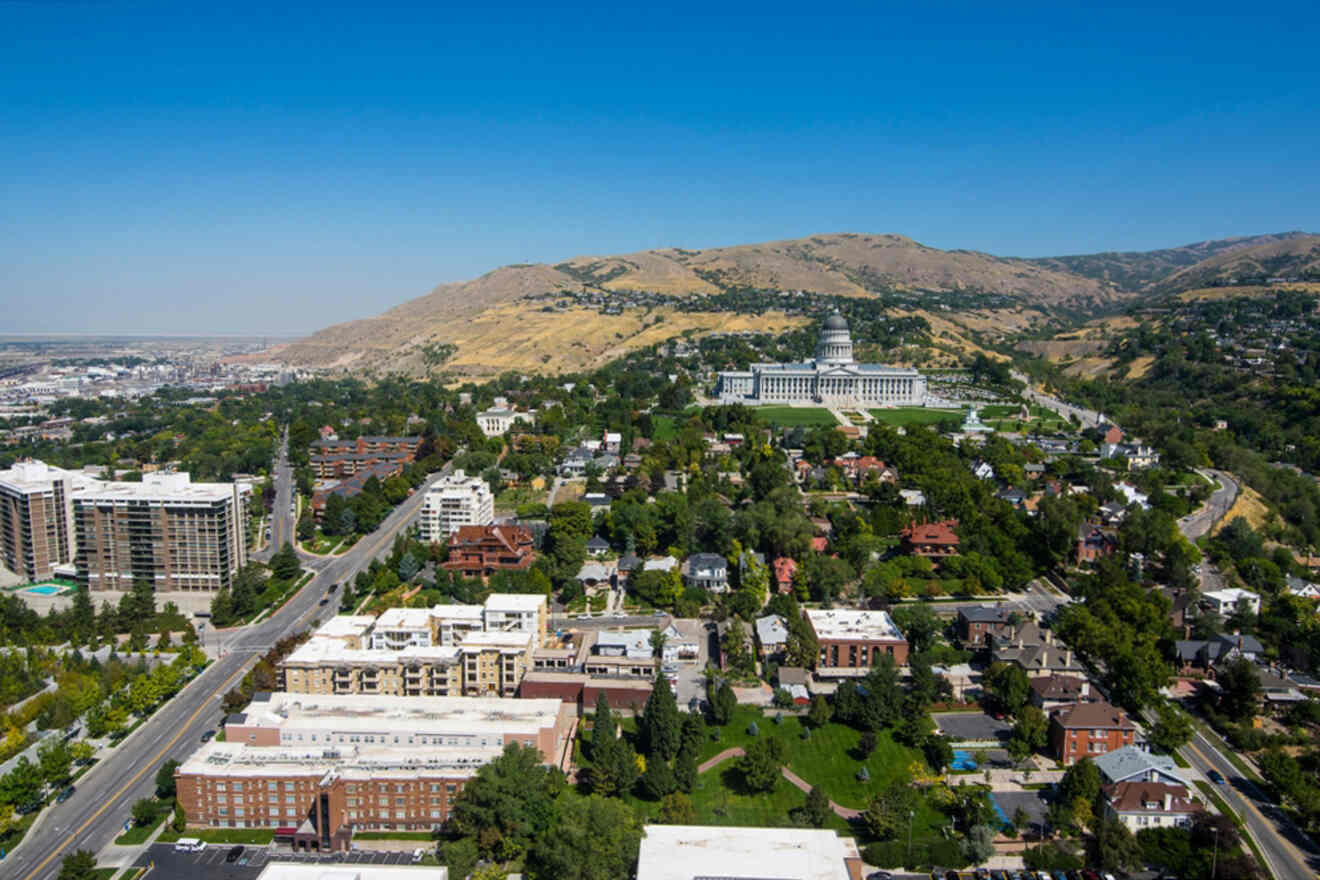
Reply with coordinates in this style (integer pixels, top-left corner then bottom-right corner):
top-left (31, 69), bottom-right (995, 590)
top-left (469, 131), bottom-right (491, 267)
top-left (586, 535), bottom-right (611, 557)
top-left (1174, 632), bottom-right (1264, 675)
top-left (684, 553), bottom-right (729, 593)
top-left (957, 605), bottom-right (1014, 645)
top-left (1075, 523), bottom-right (1118, 566)
top-left (1029, 674), bottom-right (1092, 710)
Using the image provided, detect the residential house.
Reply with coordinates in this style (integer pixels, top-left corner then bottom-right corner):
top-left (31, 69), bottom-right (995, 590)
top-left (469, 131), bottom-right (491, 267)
top-left (1203, 588), bottom-right (1260, 616)
top-left (776, 667), bottom-right (812, 706)
top-left (1029, 674), bottom-right (1092, 710)
top-left (1094, 745), bottom-right (1186, 787)
top-left (685, 553), bottom-right (730, 593)
top-left (773, 557), bottom-right (798, 595)
top-left (957, 605), bottom-right (1014, 646)
top-left (899, 519), bottom-right (960, 563)
top-left (1286, 575), bottom-right (1320, 600)
top-left (440, 525), bottom-right (535, 578)
top-left (1100, 782), bottom-right (1201, 832)
top-left (1076, 523), bottom-right (1118, 566)
top-left (1050, 701), bottom-right (1137, 765)
top-left (755, 615), bottom-right (788, 658)
top-left (586, 535), bottom-right (611, 557)
top-left (1174, 632), bottom-right (1264, 675)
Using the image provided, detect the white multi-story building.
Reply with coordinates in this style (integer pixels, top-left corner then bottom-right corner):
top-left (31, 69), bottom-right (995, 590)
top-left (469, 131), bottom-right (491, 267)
top-left (0, 459), bottom-right (100, 580)
top-left (716, 311), bottom-right (926, 406)
top-left (418, 470), bottom-right (493, 542)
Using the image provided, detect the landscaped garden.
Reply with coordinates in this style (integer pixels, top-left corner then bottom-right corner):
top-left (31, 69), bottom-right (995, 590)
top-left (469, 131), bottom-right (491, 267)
top-left (868, 407), bottom-right (961, 427)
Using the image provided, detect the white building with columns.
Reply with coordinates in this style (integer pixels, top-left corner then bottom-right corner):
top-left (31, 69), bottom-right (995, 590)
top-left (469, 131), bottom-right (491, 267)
top-left (715, 311), bottom-right (927, 406)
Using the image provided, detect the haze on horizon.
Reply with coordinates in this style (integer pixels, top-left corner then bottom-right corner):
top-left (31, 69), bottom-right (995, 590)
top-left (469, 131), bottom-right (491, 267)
top-left (2, 0), bottom-right (1318, 336)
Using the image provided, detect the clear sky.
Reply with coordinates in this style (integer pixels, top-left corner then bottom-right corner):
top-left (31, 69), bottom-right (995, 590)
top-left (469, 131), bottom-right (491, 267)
top-left (2, 1), bottom-right (1318, 335)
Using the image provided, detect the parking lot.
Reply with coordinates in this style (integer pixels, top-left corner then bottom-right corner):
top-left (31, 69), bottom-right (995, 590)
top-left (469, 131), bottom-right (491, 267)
top-left (992, 789), bottom-right (1050, 834)
top-left (933, 711), bottom-right (1012, 744)
top-left (143, 843), bottom-right (428, 880)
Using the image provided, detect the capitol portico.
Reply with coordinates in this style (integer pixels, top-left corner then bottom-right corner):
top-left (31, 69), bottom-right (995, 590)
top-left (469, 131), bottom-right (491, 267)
top-left (716, 311), bottom-right (927, 406)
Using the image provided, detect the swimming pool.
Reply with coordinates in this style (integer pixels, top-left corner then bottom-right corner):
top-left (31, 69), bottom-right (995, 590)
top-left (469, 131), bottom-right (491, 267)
top-left (951, 749), bottom-right (978, 771)
top-left (23, 584), bottom-right (67, 596)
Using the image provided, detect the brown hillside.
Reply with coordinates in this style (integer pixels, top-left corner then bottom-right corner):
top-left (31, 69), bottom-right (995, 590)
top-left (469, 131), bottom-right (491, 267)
top-left (275, 233), bottom-right (1115, 375)
top-left (1154, 235), bottom-right (1320, 293)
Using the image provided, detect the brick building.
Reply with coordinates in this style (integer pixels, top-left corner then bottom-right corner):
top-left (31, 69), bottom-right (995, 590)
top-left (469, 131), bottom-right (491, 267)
top-left (956, 605), bottom-right (1014, 646)
top-left (804, 608), bottom-right (909, 674)
top-left (1049, 700), bottom-right (1136, 765)
top-left (899, 519), bottom-right (960, 563)
top-left (0, 460), bottom-right (95, 580)
top-left (440, 524), bottom-right (534, 578)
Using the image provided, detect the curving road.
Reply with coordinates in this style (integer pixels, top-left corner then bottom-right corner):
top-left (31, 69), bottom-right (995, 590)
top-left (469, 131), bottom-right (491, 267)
top-left (7, 450), bottom-right (444, 880)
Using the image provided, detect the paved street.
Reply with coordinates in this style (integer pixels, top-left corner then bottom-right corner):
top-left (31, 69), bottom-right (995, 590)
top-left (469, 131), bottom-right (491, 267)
top-left (1010, 370), bottom-right (1104, 429)
top-left (1180, 468), bottom-right (1240, 543)
top-left (6, 448), bottom-right (445, 880)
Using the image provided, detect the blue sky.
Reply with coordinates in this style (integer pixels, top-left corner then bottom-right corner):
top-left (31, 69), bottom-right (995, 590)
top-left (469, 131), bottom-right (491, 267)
top-left (2, 1), bottom-right (1318, 335)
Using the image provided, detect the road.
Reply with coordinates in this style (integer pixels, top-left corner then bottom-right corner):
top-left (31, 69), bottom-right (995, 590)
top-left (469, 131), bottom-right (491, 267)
top-left (1010, 369), bottom-right (1104, 429)
top-left (253, 429), bottom-right (294, 563)
top-left (1179, 727), bottom-right (1320, 879)
top-left (1180, 468), bottom-right (1240, 543)
top-left (8, 455), bottom-right (444, 880)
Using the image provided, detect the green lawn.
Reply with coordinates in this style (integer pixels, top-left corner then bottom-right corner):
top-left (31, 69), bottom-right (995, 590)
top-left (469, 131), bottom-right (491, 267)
top-left (754, 406), bottom-right (839, 427)
top-left (354, 831), bottom-right (437, 841)
top-left (114, 807), bottom-right (169, 845)
top-left (652, 415), bottom-right (679, 443)
top-left (686, 764), bottom-right (853, 833)
top-left (868, 407), bottom-right (960, 427)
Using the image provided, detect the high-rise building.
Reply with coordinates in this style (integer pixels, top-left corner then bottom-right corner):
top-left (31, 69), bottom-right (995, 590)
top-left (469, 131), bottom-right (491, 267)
top-left (73, 471), bottom-right (250, 592)
top-left (417, 470), bottom-right (493, 542)
top-left (0, 460), bottom-right (98, 580)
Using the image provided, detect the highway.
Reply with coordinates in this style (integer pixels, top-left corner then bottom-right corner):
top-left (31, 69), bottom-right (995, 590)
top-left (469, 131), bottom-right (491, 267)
top-left (8, 442), bottom-right (444, 880)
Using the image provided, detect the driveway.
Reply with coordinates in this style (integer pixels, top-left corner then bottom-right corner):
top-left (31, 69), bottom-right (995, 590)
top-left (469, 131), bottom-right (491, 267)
top-left (670, 618), bottom-right (713, 710)
top-left (934, 711), bottom-right (1012, 744)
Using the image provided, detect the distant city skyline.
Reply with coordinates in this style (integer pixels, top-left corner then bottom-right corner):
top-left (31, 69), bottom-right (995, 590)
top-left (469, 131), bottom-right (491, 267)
top-left (2, 1), bottom-right (1318, 334)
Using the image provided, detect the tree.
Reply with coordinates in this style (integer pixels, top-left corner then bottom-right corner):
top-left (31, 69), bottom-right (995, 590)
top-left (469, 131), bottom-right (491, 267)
top-left (639, 674), bottom-right (681, 760)
top-left (736, 738), bottom-right (787, 793)
top-left (1007, 706), bottom-right (1049, 761)
top-left (270, 542), bottom-right (301, 581)
top-left (524, 794), bottom-right (640, 880)
top-left (451, 743), bottom-right (563, 862)
top-left (721, 622), bottom-right (755, 677)
top-left (807, 694), bottom-right (832, 729)
top-left (440, 838), bottom-right (479, 880)
top-left (1092, 817), bottom-right (1142, 873)
top-left (797, 786), bottom-right (831, 828)
top-left (589, 734), bottom-right (639, 798)
top-left (38, 738), bottom-right (72, 788)
top-left (674, 746), bottom-right (698, 794)
top-left (1148, 703), bottom-right (1193, 754)
top-left (1217, 656), bottom-right (1262, 722)
top-left (1013, 805), bottom-right (1032, 835)
top-left (156, 758), bottom-right (180, 799)
top-left (985, 662), bottom-right (1031, 715)
top-left (784, 609), bottom-right (819, 669)
top-left (638, 754), bottom-right (676, 800)
top-left (963, 824), bottom-right (996, 864)
top-left (657, 791), bottom-right (696, 824)
top-left (708, 679), bottom-right (737, 726)
top-left (591, 692), bottom-right (616, 760)
top-left (131, 797), bottom-right (159, 826)
top-left (891, 602), bottom-right (942, 653)
top-left (862, 781), bottom-right (918, 840)
top-left (57, 850), bottom-right (98, 880)
top-left (0, 756), bottom-right (43, 808)
top-left (857, 731), bottom-right (878, 758)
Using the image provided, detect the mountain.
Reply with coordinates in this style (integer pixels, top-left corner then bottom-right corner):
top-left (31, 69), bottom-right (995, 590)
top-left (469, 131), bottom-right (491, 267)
top-left (1149, 234), bottom-right (1320, 294)
top-left (1022, 231), bottom-right (1313, 292)
top-left (270, 231), bottom-right (1315, 378)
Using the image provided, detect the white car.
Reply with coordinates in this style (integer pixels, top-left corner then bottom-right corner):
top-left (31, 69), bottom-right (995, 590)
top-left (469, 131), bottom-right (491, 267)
top-left (412, 848), bottom-right (426, 863)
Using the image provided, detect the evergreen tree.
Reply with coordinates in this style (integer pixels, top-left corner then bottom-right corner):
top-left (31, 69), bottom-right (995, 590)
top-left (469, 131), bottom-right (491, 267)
top-left (640, 674), bottom-right (681, 760)
top-left (591, 693), bottom-right (616, 761)
top-left (673, 746), bottom-right (697, 793)
top-left (638, 755), bottom-right (676, 800)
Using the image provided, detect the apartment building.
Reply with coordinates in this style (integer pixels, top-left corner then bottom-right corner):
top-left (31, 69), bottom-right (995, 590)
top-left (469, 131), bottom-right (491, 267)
top-left (804, 608), bottom-right (909, 674)
top-left (417, 470), bottom-right (493, 543)
top-left (280, 594), bottom-right (547, 698)
top-left (440, 525), bottom-right (534, 578)
top-left (0, 459), bottom-right (97, 580)
top-left (73, 471), bottom-right (250, 592)
top-left (1049, 700), bottom-right (1137, 765)
top-left (176, 689), bottom-right (571, 853)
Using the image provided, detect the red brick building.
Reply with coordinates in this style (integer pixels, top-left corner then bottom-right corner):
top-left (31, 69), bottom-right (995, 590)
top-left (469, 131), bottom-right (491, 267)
top-left (773, 556), bottom-right (798, 595)
top-left (804, 608), bottom-right (909, 673)
top-left (441, 524), bottom-right (534, 578)
top-left (900, 519), bottom-right (960, 562)
top-left (1050, 700), bottom-right (1136, 765)
top-left (1075, 523), bottom-right (1118, 566)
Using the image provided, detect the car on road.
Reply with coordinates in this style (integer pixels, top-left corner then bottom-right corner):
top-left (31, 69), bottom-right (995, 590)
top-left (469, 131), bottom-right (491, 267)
top-left (1208, 769), bottom-right (1226, 784)
top-left (56, 786), bottom-right (75, 803)
top-left (225, 845), bottom-right (245, 863)
top-left (201, 729), bottom-right (215, 742)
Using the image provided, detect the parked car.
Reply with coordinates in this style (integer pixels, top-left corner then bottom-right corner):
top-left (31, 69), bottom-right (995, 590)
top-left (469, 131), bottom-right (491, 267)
top-left (201, 729), bottom-right (215, 742)
top-left (1208, 769), bottom-right (1226, 784)
top-left (412, 848), bottom-right (426, 863)
top-left (225, 846), bottom-right (244, 863)
top-left (56, 786), bottom-right (75, 803)
top-left (866, 873), bottom-right (892, 880)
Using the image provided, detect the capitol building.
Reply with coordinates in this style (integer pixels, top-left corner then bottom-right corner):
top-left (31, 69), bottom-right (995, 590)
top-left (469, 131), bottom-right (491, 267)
top-left (716, 311), bottom-right (927, 406)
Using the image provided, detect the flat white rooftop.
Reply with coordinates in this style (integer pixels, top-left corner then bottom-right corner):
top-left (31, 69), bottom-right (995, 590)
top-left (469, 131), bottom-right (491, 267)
top-left (283, 639), bottom-right (460, 666)
top-left (637, 825), bottom-right (855, 880)
top-left (180, 741), bottom-right (503, 779)
top-left (256, 866), bottom-right (448, 880)
top-left (236, 692), bottom-right (563, 734)
top-left (374, 608), bottom-right (433, 630)
top-left (484, 593), bottom-right (546, 612)
top-left (805, 608), bottom-right (904, 642)
top-left (0, 459), bottom-right (98, 494)
top-left (315, 616), bottom-right (377, 640)
top-left (73, 471), bottom-right (238, 504)
top-left (458, 630), bottom-right (534, 649)
top-left (429, 604), bottom-right (484, 621)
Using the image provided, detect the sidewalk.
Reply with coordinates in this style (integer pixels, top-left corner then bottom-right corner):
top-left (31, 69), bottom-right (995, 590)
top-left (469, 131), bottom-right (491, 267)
top-left (96, 816), bottom-right (169, 870)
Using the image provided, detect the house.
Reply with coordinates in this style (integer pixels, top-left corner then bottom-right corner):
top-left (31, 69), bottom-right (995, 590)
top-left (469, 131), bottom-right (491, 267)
top-left (804, 608), bottom-right (909, 673)
top-left (990, 621), bottom-right (1086, 677)
top-left (772, 557), bottom-right (798, 595)
top-left (1094, 745), bottom-right (1186, 787)
top-left (1174, 632), bottom-right (1264, 674)
top-left (1286, 575), bottom-right (1320, 600)
top-left (586, 535), bottom-right (611, 557)
top-left (899, 519), bottom-right (960, 562)
top-left (755, 615), bottom-right (788, 658)
top-left (971, 460), bottom-right (995, 481)
top-left (575, 561), bottom-right (614, 589)
top-left (957, 605), bottom-right (1014, 645)
top-left (643, 555), bottom-right (679, 574)
top-left (602, 431), bottom-right (622, 454)
top-left (1029, 674), bottom-right (1093, 710)
top-left (776, 666), bottom-right (812, 705)
top-left (684, 553), bottom-right (729, 593)
top-left (440, 525), bottom-right (535, 578)
top-left (1162, 587), bottom-right (1197, 632)
top-left (1024, 463), bottom-right (1046, 480)
top-left (998, 487), bottom-right (1029, 510)
top-left (660, 623), bottom-right (699, 662)
top-left (1075, 523), bottom-right (1118, 566)
top-left (1100, 781), bottom-right (1201, 832)
top-left (617, 553), bottom-right (642, 583)
top-left (899, 489), bottom-right (926, 507)
top-left (1203, 588), bottom-right (1260, 616)
top-left (1101, 424), bottom-right (1124, 445)
top-left (1049, 701), bottom-right (1136, 765)
top-left (717, 619), bottom-right (754, 668)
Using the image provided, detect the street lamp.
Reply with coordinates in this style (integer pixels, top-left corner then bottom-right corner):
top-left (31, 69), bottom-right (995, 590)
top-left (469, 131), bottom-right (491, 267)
top-left (1211, 826), bottom-right (1219, 880)
top-left (907, 809), bottom-right (915, 864)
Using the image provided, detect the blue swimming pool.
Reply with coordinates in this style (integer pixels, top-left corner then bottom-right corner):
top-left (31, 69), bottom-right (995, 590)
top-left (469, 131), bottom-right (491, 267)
top-left (951, 749), bottom-right (978, 771)
top-left (23, 584), bottom-right (65, 596)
